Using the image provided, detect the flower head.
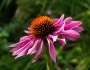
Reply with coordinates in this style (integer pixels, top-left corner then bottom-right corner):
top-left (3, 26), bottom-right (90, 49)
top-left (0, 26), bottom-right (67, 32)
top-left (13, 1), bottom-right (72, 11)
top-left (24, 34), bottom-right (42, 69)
top-left (30, 16), bottom-right (55, 38)
top-left (8, 14), bottom-right (83, 63)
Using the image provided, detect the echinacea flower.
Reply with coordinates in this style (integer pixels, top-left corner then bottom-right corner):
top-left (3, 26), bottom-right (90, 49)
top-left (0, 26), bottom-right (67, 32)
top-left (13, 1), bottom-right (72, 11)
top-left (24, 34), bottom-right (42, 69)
top-left (8, 14), bottom-right (83, 63)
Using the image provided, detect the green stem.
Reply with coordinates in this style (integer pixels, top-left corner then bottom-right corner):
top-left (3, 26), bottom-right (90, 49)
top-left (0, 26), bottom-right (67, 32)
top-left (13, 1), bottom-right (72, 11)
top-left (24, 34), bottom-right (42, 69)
top-left (44, 42), bottom-right (52, 70)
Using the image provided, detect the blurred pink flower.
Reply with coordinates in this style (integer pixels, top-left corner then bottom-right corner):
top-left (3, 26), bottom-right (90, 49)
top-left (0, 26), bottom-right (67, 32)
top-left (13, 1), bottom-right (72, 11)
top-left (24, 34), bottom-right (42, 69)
top-left (66, 68), bottom-right (69, 70)
top-left (8, 14), bottom-right (83, 63)
top-left (47, 10), bottom-right (52, 15)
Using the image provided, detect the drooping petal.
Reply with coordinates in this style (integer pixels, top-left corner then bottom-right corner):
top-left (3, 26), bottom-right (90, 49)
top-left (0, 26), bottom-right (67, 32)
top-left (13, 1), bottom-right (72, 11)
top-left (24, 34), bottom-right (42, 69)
top-left (12, 39), bottom-right (34, 56)
top-left (73, 27), bottom-right (84, 32)
top-left (48, 34), bottom-right (58, 42)
top-left (8, 39), bottom-right (29, 47)
top-left (32, 40), bottom-right (44, 63)
top-left (10, 47), bottom-right (21, 52)
top-left (10, 40), bottom-right (28, 52)
top-left (60, 30), bottom-right (80, 41)
top-left (56, 38), bottom-right (66, 46)
top-left (12, 41), bottom-right (30, 56)
top-left (47, 38), bottom-right (56, 63)
top-left (27, 38), bottom-right (41, 55)
top-left (20, 36), bottom-right (30, 41)
top-left (65, 21), bottom-right (82, 30)
top-left (15, 39), bottom-right (34, 59)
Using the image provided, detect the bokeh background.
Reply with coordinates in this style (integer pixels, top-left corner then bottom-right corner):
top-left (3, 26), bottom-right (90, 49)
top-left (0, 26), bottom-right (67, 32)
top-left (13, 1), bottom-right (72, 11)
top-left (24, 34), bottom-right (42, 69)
top-left (0, 0), bottom-right (90, 70)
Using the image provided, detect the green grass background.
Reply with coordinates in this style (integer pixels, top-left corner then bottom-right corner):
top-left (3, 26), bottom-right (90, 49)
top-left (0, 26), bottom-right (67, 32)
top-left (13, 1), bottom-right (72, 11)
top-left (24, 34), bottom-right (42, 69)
top-left (0, 0), bottom-right (90, 70)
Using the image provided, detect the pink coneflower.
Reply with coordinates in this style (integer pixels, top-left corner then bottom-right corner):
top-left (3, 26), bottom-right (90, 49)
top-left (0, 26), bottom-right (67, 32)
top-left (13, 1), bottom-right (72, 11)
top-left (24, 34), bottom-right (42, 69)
top-left (8, 14), bottom-right (83, 63)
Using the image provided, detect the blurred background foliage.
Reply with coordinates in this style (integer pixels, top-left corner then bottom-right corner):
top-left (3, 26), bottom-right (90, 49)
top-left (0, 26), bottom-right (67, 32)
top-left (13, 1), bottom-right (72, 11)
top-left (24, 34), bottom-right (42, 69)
top-left (0, 0), bottom-right (90, 70)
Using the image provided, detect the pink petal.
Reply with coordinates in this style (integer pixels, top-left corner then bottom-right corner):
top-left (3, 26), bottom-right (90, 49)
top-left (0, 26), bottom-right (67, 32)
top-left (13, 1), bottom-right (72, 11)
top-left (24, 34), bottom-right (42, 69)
top-left (32, 40), bottom-right (44, 63)
top-left (53, 18), bottom-right (58, 23)
top-left (55, 14), bottom-right (64, 24)
top-left (24, 30), bottom-right (30, 34)
top-left (55, 17), bottom-right (71, 28)
top-left (65, 21), bottom-right (82, 30)
top-left (10, 47), bottom-right (21, 53)
top-left (27, 39), bottom-right (41, 55)
top-left (54, 22), bottom-right (65, 34)
top-left (54, 22), bottom-right (63, 29)
top-left (12, 39), bottom-right (34, 55)
top-left (56, 38), bottom-right (66, 46)
top-left (12, 42), bottom-right (30, 56)
top-left (48, 34), bottom-right (58, 42)
top-left (15, 39), bottom-right (34, 59)
top-left (10, 41), bottom-right (28, 52)
top-left (8, 39), bottom-right (29, 47)
top-left (20, 36), bottom-right (30, 41)
top-left (60, 30), bottom-right (80, 41)
top-left (73, 27), bottom-right (84, 32)
top-left (47, 38), bottom-right (56, 63)
top-left (64, 17), bottom-right (72, 24)
top-left (28, 27), bottom-right (30, 30)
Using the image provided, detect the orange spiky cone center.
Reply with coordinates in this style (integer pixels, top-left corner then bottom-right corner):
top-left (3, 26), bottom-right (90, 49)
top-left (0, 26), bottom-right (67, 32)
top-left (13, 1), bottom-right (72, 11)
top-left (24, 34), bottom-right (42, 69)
top-left (30, 16), bottom-right (55, 38)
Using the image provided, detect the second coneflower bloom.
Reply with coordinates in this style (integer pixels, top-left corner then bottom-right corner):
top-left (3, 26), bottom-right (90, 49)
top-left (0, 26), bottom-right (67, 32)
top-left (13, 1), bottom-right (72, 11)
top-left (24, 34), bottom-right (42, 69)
top-left (8, 14), bottom-right (83, 63)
